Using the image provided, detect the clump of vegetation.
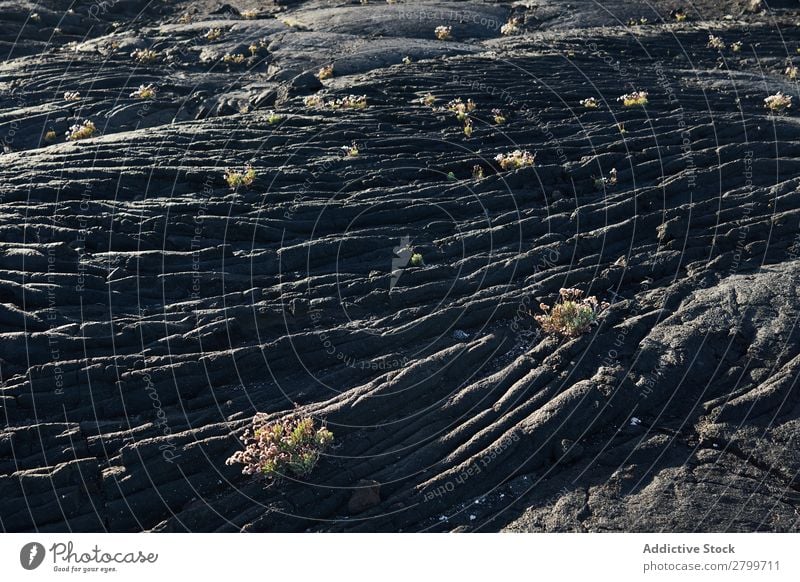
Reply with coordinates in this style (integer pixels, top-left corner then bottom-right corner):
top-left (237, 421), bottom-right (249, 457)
top-left (205, 27), bottom-right (222, 41)
top-left (65, 120), bottom-right (96, 141)
top-left (63, 91), bottom-right (81, 102)
top-left (672, 8), bottom-right (687, 22)
top-left (329, 94), bottom-right (368, 109)
top-left (501, 18), bottom-right (521, 36)
top-left (130, 83), bottom-right (157, 99)
top-left (419, 93), bottom-right (437, 107)
top-left (594, 167), bottom-right (618, 190)
top-left (410, 253), bottom-right (424, 267)
top-left (786, 64), bottom-right (798, 80)
top-left (318, 64), bottom-right (334, 80)
top-left (580, 97), bottom-right (599, 109)
top-left (266, 110), bottom-right (283, 124)
top-left (534, 288), bottom-right (609, 338)
top-left (222, 53), bottom-right (246, 65)
top-left (241, 10), bottom-right (259, 19)
top-left (249, 39), bottom-right (269, 56)
top-left (226, 416), bottom-right (334, 479)
top-left (341, 142), bottom-right (359, 157)
top-left (618, 90), bottom-right (648, 107)
top-left (225, 165), bottom-right (256, 189)
top-left (627, 17), bottom-right (649, 26)
top-left (131, 48), bottom-right (158, 63)
top-left (303, 94), bottom-right (368, 110)
top-left (707, 35), bottom-right (726, 50)
top-left (492, 108), bottom-right (506, 124)
top-left (495, 149), bottom-right (535, 171)
top-left (764, 91), bottom-right (792, 113)
top-left (617, 122), bottom-right (627, 134)
top-left (304, 95), bottom-right (324, 108)
top-left (463, 118), bottom-right (473, 137)
top-left (472, 164), bottom-right (484, 179)
top-left (731, 40), bottom-right (743, 52)
top-left (44, 129), bottom-right (57, 143)
top-left (435, 25), bottom-right (452, 40)
top-left (402, 56), bottom-right (412, 65)
top-left (446, 98), bottom-right (476, 121)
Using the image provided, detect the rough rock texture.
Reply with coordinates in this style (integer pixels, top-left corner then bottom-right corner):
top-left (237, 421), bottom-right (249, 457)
top-left (1, 0), bottom-right (800, 532)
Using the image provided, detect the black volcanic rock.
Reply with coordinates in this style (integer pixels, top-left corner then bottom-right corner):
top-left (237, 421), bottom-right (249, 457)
top-left (1, 0), bottom-right (800, 533)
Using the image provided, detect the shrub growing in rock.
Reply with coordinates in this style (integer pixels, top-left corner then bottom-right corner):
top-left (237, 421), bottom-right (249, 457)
top-left (617, 91), bottom-right (648, 107)
top-left (318, 64), bottom-right (334, 80)
top-left (495, 149), bottom-right (535, 171)
top-left (534, 288), bottom-right (608, 337)
top-left (131, 48), bottom-right (158, 63)
top-left (226, 416), bottom-right (334, 479)
top-left (764, 92), bottom-right (792, 113)
top-left (66, 120), bottom-right (96, 141)
top-left (435, 25), bottom-right (452, 41)
top-left (580, 97), bottom-right (599, 109)
top-left (130, 83), bottom-right (157, 99)
top-left (707, 34), bottom-right (726, 50)
top-left (225, 165), bottom-right (256, 189)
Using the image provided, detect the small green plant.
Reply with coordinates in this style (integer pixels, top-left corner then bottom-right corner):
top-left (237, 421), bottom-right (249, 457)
top-left (501, 18), bottom-right (521, 36)
top-left (672, 8), bottom-right (687, 21)
top-left (402, 56), bottom-right (412, 65)
top-left (226, 416), bottom-right (334, 479)
top-left (593, 167), bottom-right (617, 190)
top-left (534, 288), bottom-right (608, 338)
top-left (410, 253), bottom-right (424, 267)
top-left (241, 10), bottom-right (259, 19)
top-left (764, 91), bottom-right (792, 113)
top-left (249, 39), bottom-right (268, 56)
top-left (463, 117), bottom-right (473, 137)
top-left (44, 130), bottom-right (57, 143)
top-left (731, 40), bottom-right (743, 52)
top-left (494, 149), bottom-right (535, 171)
top-left (130, 83), bottom-right (157, 99)
top-left (492, 108), bottom-right (506, 124)
top-left (786, 64), bottom-right (798, 80)
top-left (580, 97), bottom-right (599, 109)
top-left (63, 91), bottom-right (81, 102)
top-left (341, 142), bottom-right (359, 157)
top-left (225, 165), bottom-right (256, 189)
top-left (618, 91), bottom-right (648, 107)
top-left (472, 164), bottom-right (484, 179)
top-left (318, 64), bottom-right (334, 80)
top-left (419, 93), bottom-right (436, 107)
top-left (446, 98), bottom-right (476, 121)
top-left (131, 48), bottom-right (158, 63)
top-left (617, 122), bottom-right (627, 134)
top-left (447, 171), bottom-right (457, 181)
top-left (205, 27), bottom-right (222, 41)
top-left (707, 35), bottom-right (726, 50)
top-left (304, 94), bottom-right (367, 110)
top-left (304, 95), bottom-right (324, 108)
top-left (222, 52), bottom-right (246, 65)
top-left (266, 110), bottom-right (283, 124)
top-left (329, 95), bottom-right (368, 110)
top-left (66, 120), bottom-right (96, 141)
top-left (435, 25), bottom-right (452, 40)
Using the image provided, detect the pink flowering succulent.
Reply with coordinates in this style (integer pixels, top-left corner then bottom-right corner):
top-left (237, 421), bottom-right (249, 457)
top-left (226, 416), bottom-right (334, 479)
